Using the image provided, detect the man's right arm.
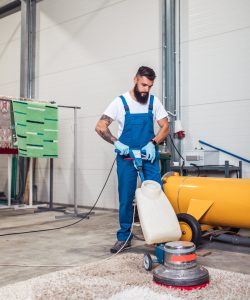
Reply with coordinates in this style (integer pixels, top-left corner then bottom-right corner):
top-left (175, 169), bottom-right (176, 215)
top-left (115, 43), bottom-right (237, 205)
top-left (95, 114), bottom-right (117, 145)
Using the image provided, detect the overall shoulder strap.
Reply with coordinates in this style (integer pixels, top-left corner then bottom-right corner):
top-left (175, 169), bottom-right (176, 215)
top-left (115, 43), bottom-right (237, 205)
top-left (119, 95), bottom-right (130, 114)
top-left (148, 95), bottom-right (154, 112)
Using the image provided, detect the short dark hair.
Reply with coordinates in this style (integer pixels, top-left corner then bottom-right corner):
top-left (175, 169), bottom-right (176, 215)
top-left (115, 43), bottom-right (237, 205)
top-left (136, 66), bottom-right (156, 81)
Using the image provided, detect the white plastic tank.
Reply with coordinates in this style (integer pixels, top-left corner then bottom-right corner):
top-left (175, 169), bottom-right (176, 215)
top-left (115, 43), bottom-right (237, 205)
top-left (135, 180), bottom-right (181, 244)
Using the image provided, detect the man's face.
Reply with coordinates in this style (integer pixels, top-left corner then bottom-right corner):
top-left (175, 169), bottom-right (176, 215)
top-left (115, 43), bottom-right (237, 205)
top-left (133, 76), bottom-right (154, 104)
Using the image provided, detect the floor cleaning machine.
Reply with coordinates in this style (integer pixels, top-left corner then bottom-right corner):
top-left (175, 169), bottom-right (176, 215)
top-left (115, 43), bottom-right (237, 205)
top-left (145, 241), bottom-right (209, 289)
top-left (120, 149), bottom-right (210, 289)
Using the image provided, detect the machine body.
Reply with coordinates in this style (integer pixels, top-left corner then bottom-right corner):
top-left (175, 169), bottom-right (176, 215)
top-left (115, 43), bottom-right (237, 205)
top-left (163, 173), bottom-right (250, 229)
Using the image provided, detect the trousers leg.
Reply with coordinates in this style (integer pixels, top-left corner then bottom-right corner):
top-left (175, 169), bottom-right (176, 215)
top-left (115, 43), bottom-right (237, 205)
top-left (116, 155), bottom-right (138, 241)
top-left (142, 155), bottom-right (162, 186)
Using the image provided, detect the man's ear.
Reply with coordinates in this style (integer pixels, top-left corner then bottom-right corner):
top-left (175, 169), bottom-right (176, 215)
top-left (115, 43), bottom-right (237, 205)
top-left (133, 76), bottom-right (138, 85)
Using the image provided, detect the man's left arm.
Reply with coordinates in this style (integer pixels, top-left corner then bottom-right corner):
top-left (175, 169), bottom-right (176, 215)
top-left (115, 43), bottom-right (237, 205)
top-left (152, 117), bottom-right (170, 145)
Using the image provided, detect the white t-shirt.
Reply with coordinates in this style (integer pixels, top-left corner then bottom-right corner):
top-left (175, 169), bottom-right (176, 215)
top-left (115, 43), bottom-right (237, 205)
top-left (104, 92), bottom-right (168, 137)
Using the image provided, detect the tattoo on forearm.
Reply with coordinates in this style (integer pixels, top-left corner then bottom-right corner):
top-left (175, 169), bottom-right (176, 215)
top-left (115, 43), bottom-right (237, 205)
top-left (100, 114), bottom-right (113, 125)
top-left (97, 115), bottom-right (117, 144)
top-left (100, 128), bottom-right (117, 144)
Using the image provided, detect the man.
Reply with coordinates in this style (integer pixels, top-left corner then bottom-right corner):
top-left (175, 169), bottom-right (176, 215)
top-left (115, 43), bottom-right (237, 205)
top-left (95, 66), bottom-right (169, 253)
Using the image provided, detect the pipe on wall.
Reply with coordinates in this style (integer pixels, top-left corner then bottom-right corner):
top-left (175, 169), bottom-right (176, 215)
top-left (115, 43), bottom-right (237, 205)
top-left (0, 0), bottom-right (42, 19)
top-left (18, 0), bottom-right (37, 202)
top-left (0, 0), bottom-right (21, 19)
top-left (162, 0), bottom-right (181, 162)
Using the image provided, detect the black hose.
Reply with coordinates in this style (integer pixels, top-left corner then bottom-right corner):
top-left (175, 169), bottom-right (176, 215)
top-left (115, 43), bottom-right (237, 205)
top-left (211, 234), bottom-right (250, 247)
top-left (0, 158), bottom-right (116, 237)
top-left (190, 163), bottom-right (200, 177)
top-left (168, 134), bottom-right (185, 175)
top-left (168, 134), bottom-right (185, 162)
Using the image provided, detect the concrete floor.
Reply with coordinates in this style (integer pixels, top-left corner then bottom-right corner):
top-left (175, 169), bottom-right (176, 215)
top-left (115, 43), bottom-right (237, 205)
top-left (0, 207), bottom-right (250, 288)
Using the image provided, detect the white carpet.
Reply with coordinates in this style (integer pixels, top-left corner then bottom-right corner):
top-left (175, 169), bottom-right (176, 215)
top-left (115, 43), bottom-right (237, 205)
top-left (0, 253), bottom-right (249, 300)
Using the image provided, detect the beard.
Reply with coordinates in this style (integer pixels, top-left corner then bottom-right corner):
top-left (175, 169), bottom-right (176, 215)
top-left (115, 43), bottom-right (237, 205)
top-left (133, 84), bottom-right (149, 104)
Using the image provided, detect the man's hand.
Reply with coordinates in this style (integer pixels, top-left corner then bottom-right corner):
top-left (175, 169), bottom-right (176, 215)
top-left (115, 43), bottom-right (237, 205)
top-left (153, 117), bottom-right (170, 144)
top-left (142, 142), bottom-right (155, 163)
top-left (114, 141), bottom-right (129, 156)
top-left (95, 115), bottom-right (117, 144)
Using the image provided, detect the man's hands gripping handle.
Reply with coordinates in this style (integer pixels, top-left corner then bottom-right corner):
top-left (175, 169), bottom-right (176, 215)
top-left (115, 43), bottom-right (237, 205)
top-left (114, 141), bottom-right (129, 156)
top-left (114, 141), bottom-right (156, 163)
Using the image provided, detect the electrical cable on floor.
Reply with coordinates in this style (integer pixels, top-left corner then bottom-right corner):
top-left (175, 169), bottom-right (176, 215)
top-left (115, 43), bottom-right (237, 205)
top-left (101, 167), bottom-right (151, 262)
top-left (0, 158), bottom-right (116, 237)
top-left (105, 203), bottom-right (136, 259)
top-left (0, 204), bottom-right (146, 268)
top-left (84, 198), bottom-right (146, 267)
top-left (0, 152), bottom-right (148, 268)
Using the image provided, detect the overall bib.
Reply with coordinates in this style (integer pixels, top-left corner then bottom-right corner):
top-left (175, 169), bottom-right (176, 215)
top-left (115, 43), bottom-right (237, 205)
top-left (116, 94), bottom-right (162, 241)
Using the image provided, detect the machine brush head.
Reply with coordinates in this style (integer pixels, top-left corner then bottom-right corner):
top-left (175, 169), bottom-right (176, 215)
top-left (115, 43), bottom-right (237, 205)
top-left (153, 241), bottom-right (209, 290)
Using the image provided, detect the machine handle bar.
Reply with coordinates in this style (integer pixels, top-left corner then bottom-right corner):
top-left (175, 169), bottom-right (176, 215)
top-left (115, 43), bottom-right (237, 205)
top-left (115, 149), bottom-right (146, 157)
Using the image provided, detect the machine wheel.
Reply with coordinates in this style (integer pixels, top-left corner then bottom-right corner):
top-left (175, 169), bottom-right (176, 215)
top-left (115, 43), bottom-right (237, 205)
top-left (177, 213), bottom-right (201, 246)
top-left (143, 252), bottom-right (153, 271)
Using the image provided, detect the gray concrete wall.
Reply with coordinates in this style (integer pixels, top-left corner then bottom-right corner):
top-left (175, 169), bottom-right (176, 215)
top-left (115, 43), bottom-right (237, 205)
top-left (180, 0), bottom-right (250, 177)
top-left (1, 0), bottom-right (249, 208)
top-left (34, 0), bottom-right (163, 208)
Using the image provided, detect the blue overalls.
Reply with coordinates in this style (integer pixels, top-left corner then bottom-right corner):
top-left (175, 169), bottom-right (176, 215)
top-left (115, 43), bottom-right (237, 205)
top-left (116, 94), bottom-right (162, 241)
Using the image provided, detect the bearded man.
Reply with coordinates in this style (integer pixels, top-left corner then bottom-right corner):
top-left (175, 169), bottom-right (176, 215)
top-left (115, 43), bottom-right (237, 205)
top-left (95, 66), bottom-right (169, 253)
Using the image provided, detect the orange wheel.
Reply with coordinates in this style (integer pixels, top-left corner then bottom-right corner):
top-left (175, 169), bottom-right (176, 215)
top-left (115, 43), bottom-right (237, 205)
top-left (179, 221), bottom-right (193, 241)
top-left (177, 213), bottom-right (201, 246)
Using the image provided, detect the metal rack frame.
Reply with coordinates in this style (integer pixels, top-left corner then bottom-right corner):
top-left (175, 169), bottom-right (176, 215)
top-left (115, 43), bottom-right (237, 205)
top-left (170, 160), bottom-right (243, 178)
top-left (0, 99), bottom-right (85, 216)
